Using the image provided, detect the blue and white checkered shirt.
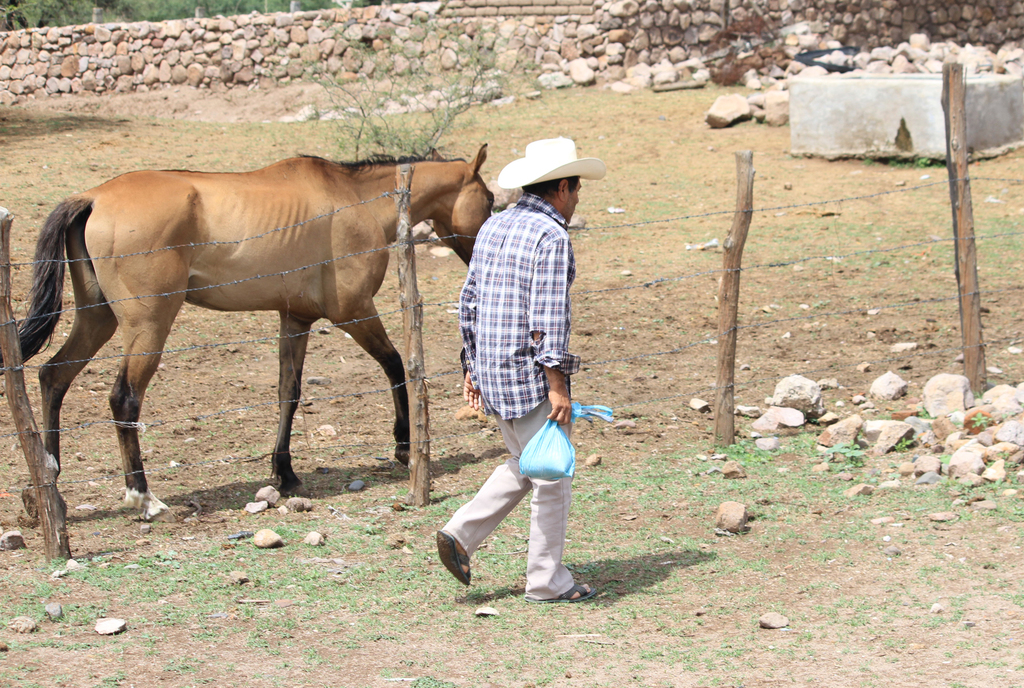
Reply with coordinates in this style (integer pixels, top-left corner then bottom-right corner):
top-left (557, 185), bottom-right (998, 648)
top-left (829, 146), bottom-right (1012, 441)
top-left (460, 193), bottom-right (580, 420)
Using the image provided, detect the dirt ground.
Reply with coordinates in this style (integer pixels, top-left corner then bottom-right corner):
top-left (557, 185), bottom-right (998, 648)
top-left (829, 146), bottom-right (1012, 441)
top-left (2, 80), bottom-right (1024, 688)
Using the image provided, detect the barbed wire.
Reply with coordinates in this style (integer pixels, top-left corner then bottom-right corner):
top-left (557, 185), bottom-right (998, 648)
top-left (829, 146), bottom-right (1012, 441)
top-left (4, 276), bottom-right (1014, 442)
top-left (1, 301), bottom-right (459, 374)
top-left (9, 191), bottom-right (398, 268)
top-left (4, 173), bottom-right (1022, 498)
top-left (582, 179), bottom-right (956, 232)
top-left (3, 427), bottom-right (495, 495)
top-left (11, 329), bottom-right (1015, 495)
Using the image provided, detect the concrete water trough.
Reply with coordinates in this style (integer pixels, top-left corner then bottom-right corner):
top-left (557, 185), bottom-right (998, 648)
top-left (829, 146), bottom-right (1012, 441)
top-left (789, 73), bottom-right (1024, 159)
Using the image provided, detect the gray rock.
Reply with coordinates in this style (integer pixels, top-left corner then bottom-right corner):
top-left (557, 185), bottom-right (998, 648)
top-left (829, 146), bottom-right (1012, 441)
top-left (883, 545), bottom-right (902, 556)
top-left (948, 444), bottom-right (986, 478)
top-left (916, 471), bottom-right (941, 484)
top-left (923, 373), bottom-right (974, 417)
top-left (255, 486), bottom-right (280, 506)
top-left (306, 376), bottom-right (332, 386)
top-left (869, 371), bottom-right (908, 400)
top-left (759, 612), bottom-right (790, 629)
top-left (771, 375), bottom-right (825, 418)
top-left (140, 524), bottom-right (152, 535)
top-left (715, 501), bottom-right (748, 533)
top-left (347, 480), bottom-right (365, 491)
top-left (982, 384), bottom-right (1024, 416)
top-left (755, 437), bottom-right (781, 451)
top-left (44, 603), bottom-right (62, 621)
top-left (0, 530), bottom-right (25, 551)
top-left (244, 500), bottom-right (269, 514)
top-left (995, 421), bottom-right (1024, 447)
top-left (706, 94), bottom-right (752, 128)
top-left (904, 416), bottom-right (932, 436)
top-left (752, 406), bottom-right (804, 432)
top-left (538, 72), bottom-right (573, 89)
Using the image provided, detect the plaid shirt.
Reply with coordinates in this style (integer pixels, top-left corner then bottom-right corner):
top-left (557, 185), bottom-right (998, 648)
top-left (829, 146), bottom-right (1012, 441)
top-left (460, 193), bottom-right (580, 420)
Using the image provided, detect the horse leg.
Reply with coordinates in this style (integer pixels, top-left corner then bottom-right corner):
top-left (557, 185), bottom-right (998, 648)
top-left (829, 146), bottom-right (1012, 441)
top-left (38, 303), bottom-right (118, 469)
top-left (29, 237), bottom-right (119, 520)
top-left (271, 313), bottom-right (312, 494)
top-left (340, 312), bottom-right (410, 466)
top-left (110, 319), bottom-right (178, 522)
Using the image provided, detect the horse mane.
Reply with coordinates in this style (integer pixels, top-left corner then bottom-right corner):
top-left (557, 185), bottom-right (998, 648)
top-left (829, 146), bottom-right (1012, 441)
top-left (301, 153), bottom-right (466, 172)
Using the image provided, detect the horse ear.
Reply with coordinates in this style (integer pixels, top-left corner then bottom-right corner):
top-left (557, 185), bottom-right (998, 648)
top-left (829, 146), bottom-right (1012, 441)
top-left (428, 148), bottom-right (445, 162)
top-left (471, 144), bottom-right (488, 174)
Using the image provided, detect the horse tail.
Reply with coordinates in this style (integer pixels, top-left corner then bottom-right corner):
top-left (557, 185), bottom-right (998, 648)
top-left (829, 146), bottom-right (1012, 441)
top-left (14, 196), bottom-right (94, 363)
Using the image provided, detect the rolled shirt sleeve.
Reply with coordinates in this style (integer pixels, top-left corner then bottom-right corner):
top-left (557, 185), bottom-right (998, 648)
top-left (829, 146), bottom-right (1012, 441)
top-left (459, 260), bottom-right (480, 386)
top-left (528, 233), bottom-right (579, 375)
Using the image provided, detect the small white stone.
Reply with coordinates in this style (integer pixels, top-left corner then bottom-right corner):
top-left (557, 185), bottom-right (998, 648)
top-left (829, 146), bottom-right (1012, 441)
top-left (95, 618), bottom-right (127, 635)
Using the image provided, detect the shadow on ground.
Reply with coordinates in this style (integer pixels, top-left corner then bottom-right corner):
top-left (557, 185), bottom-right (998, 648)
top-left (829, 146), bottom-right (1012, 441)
top-left (463, 548), bottom-right (717, 604)
top-left (0, 110), bottom-right (129, 142)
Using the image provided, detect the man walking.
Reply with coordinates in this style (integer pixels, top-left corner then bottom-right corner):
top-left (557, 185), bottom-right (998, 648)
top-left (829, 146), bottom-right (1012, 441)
top-left (436, 137), bottom-right (605, 603)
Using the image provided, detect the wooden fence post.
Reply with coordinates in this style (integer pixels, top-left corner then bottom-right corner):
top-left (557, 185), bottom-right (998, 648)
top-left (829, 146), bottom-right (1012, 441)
top-left (714, 151), bottom-right (755, 447)
top-left (394, 166), bottom-right (431, 506)
top-left (0, 208), bottom-right (71, 561)
top-left (942, 63), bottom-right (987, 393)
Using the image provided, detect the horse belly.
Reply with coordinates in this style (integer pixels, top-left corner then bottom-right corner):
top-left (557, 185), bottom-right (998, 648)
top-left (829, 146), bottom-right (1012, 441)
top-left (186, 258), bottom-right (326, 317)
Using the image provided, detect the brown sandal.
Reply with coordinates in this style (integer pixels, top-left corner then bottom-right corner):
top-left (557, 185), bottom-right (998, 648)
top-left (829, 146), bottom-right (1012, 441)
top-left (436, 531), bottom-right (471, 586)
top-left (526, 584), bottom-right (598, 604)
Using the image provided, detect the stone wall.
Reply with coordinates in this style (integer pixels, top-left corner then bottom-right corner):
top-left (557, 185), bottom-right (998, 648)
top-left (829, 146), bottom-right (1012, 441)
top-left (0, 0), bottom-right (1020, 106)
top-left (755, 1), bottom-right (1023, 50)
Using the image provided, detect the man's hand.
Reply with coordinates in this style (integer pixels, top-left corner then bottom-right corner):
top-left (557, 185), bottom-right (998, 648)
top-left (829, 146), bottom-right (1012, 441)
top-left (463, 372), bottom-right (482, 411)
top-left (544, 366), bottom-right (572, 424)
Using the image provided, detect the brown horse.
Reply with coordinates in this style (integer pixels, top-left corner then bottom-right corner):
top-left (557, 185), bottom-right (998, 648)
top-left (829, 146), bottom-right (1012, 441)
top-left (7, 147), bottom-right (492, 521)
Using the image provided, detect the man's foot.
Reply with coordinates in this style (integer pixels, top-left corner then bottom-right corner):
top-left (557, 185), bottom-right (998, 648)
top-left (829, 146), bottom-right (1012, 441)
top-left (525, 583), bottom-right (598, 604)
top-left (436, 530), bottom-right (471, 585)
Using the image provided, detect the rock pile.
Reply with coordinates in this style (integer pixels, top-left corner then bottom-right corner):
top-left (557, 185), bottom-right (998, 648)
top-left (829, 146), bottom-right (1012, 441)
top-left (743, 370), bottom-right (1024, 486)
top-left (4, 0), bottom-right (1024, 113)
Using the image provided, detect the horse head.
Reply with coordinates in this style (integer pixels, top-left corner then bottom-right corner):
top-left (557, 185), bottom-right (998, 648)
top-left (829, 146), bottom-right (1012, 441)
top-left (429, 144), bottom-right (493, 265)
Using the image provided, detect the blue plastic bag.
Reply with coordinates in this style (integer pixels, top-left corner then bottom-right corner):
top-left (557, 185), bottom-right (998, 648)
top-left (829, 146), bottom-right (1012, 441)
top-left (518, 403), bottom-right (614, 480)
top-left (519, 419), bottom-right (575, 480)
top-left (571, 402), bottom-right (614, 424)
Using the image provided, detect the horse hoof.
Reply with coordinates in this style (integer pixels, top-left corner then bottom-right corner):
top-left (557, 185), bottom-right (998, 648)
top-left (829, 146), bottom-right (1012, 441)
top-left (279, 480), bottom-right (305, 497)
top-left (144, 508), bottom-right (178, 523)
top-left (394, 447), bottom-right (410, 467)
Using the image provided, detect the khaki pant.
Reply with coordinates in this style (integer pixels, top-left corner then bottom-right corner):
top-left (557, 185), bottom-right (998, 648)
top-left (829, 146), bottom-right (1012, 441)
top-left (442, 399), bottom-right (575, 601)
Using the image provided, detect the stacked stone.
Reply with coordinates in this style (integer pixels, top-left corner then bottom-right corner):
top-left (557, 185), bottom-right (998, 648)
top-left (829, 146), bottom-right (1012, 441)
top-left (762, 0), bottom-right (1024, 52)
top-left (444, 0), bottom-right (595, 18)
top-left (0, 4), bottom-right (494, 105)
top-left (2, 0), bottom-right (1024, 106)
top-left (786, 29), bottom-right (1024, 79)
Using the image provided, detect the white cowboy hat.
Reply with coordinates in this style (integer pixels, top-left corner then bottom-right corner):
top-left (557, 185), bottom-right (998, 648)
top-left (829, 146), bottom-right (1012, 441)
top-left (497, 137), bottom-right (606, 190)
